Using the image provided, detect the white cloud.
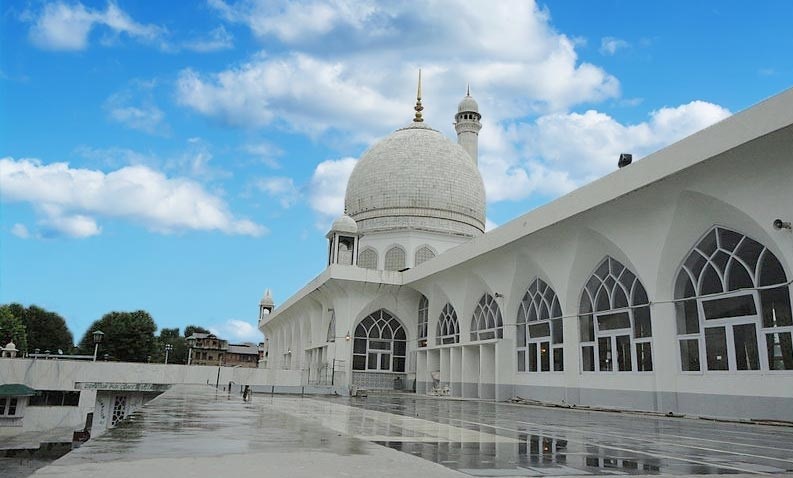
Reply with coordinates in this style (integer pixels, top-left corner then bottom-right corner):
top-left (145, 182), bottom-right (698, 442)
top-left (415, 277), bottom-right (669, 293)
top-left (208, 0), bottom-right (377, 43)
top-left (189, 0), bottom-right (731, 213)
top-left (27, 1), bottom-right (164, 51)
top-left (0, 157), bottom-right (265, 238)
top-left (522, 100), bottom-right (731, 178)
top-left (210, 319), bottom-right (262, 343)
top-left (104, 81), bottom-right (169, 136)
top-left (253, 177), bottom-right (300, 208)
top-left (599, 37), bottom-right (629, 56)
top-left (480, 100), bottom-right (731, 204)
top-left (40, 213), bottom-right (101, 238)
top-left (242, 142), bottom-right (283, 168)
top-left (11, 223), bottom-right (30, 239)
top-left (308, 157), bottom-right (357, 223)
top-left (176, 54), bottom-right (407, 141)
top-left (180, 0), bottom-right (619, 139)
top-left (182, 25), bottom-right (234, 52)
top-left (168, 137), bottom-right (231, 180)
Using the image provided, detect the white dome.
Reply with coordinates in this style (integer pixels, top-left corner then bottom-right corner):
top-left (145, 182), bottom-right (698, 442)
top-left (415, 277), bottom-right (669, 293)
top-left (458, 95), bottom-right (479, 113)
top-left (330, 214), bottom-right (358, 234)
top-left (345, 122), bottom-right (485, 236)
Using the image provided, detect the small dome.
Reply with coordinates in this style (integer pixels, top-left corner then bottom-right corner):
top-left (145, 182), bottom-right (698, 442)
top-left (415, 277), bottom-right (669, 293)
top-left (458, 94), bottom-right (479, 113)
top-left (330, 214), bottom-right (358, 234)
top-left (260, 289), bottom-right (274, 306)
top-left (4, 341), bottom-right (16, 351)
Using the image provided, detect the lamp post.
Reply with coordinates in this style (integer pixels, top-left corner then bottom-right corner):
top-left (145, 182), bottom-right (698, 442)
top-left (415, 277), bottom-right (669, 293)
top-left (92, 330), bottom-right (104, 362)
top-left (164, 344), bottom-right (173, 364)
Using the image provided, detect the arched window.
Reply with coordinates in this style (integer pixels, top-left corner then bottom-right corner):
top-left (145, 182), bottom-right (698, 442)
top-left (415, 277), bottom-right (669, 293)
top-left (579, 257), bottom-right (652, 372)
top-left (337, 237), bottom-right (354, 265)
top-left (470, 294), bottom-right (503, 341)
top-left (675, 227), bottom-right (792, 372)
top-left (358, 248), bottom-right (378, 270)
top-left (384, 246), bottom-right (406, 271)
top-left (352, 310), bottom-right (406, 372)
top-left (415, 246), bottom-right (436, 266)
top-left (327, 310), bottom-right (336, 343)
top-left (437, 303), bottom-right (459, 345)
top-left (417, 295), bottom-right (428, 348)
top-left (517, 278), bottom-right (563, 372)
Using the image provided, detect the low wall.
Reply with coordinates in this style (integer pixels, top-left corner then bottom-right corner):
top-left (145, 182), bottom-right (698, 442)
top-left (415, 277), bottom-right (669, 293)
top-left (0, 359), bottom-right (303, 438)
top-left (0, 359), bottom-right (277, 389)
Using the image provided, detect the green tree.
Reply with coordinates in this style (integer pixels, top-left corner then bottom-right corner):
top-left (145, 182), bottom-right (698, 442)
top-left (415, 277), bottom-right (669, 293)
top-left (0, 305), bottom-right (27, 352)
top-left (20, 304), bottom-right (73, 353)
top-left (79, 310), bottom-right (157, 362)
top-left (184, 325), bottom-right (210, 338)
top-left (151, 327), bottom-right (188, 364)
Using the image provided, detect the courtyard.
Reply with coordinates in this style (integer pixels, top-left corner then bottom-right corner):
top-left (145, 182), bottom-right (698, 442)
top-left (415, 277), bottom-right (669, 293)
top-left (31, 385), bottom-right (793, 478)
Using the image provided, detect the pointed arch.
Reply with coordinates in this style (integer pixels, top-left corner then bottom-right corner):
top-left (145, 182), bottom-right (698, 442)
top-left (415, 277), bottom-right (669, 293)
top-left (675, 226), bottom-right (792, 372)
top-left (436, 303), bottom-right (460, 345)
top-left (384, 245), bottom-right (406, 271)
top-left (351, 309), bottom-right (407, 372)
top-left (358, 247), bottom-right (378, 270)
top-left (414, 245), bottom-right (437, 266)
top-left (470, 293), bottom-right (503, 341)
top-left (579, 256), bottom-right (653, 373)
top-left (516, 278), bottom-right (563, 372)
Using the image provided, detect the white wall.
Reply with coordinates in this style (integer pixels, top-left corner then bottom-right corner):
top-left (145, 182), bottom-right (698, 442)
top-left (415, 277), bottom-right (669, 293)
top-left (0, 358), bottom-right (286, 437)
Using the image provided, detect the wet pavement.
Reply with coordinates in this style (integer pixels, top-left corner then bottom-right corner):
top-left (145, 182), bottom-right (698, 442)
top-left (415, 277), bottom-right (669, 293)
top-left (333, 395), bottom-right (793, 476)
top-left (32, 385), bottom-right (793, 478)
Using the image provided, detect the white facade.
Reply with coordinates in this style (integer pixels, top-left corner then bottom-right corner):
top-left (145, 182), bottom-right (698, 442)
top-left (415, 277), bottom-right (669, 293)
top-left (259, 87), bottom-right (793, 421)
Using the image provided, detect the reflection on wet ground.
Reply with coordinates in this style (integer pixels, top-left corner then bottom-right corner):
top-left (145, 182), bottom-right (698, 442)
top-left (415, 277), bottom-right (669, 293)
top-left (44, 386), bottom-right (793, 478)
top-left (54, 385), bottom-right (366, 467)
top-left (320, 394), bottom-right (793, 477)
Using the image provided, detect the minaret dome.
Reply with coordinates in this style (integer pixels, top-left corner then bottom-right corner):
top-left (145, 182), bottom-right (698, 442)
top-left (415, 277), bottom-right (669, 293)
top-left (454, 86), bottom-right (482, 164)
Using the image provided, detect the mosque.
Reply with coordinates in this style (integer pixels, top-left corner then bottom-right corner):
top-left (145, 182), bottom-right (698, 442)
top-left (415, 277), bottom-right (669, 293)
top-left (258, 79), bottom-right (793, 421)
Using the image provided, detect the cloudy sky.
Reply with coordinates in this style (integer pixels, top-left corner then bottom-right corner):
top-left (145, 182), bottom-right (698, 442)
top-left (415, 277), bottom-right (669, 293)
top-left (2, 0), bottom-right (792, 344)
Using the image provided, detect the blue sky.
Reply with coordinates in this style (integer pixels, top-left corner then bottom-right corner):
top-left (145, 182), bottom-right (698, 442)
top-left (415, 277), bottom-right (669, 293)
top-left (2, 0), bottom-right (792, 345)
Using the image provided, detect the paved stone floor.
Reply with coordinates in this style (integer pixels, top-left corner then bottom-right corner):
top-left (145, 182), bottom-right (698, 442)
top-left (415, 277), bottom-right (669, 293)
top-left (32, 385), bottom-right (793, 478)
top-left (334, 395), bottom-right (793, 476)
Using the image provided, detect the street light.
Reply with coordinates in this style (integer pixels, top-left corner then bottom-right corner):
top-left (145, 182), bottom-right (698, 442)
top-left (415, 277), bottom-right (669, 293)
top-left (92, 330), bottom-right (104, 362)
top-left (164, 344), bottom-right (173, 364)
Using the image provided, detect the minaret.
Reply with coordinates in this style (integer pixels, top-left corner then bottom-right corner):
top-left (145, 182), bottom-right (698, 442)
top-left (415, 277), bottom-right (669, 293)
top-left (259, 289), bottom-right (274, 322)
top-left (454, 85), bottom-right (482, 164)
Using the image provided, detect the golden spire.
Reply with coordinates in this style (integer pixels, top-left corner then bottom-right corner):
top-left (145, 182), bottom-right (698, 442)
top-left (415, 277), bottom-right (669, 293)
top-left (413, 69), bottom-right (424, 122)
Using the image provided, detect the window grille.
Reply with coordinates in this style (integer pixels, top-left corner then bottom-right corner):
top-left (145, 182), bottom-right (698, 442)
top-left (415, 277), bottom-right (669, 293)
top-left (675, 227), bottom-right (792, 372)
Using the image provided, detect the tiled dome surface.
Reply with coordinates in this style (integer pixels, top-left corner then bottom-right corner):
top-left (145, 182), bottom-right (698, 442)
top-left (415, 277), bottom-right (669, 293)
top-left (345, 122), bottom-right (485, 237)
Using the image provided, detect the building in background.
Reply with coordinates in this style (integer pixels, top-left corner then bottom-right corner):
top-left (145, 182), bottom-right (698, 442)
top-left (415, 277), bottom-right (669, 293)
top-left (186, 333), bottom-right (259, 368)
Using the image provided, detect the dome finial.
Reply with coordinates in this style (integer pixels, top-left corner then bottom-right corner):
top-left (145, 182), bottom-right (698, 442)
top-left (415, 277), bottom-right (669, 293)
top-left (466, 83), bottom-right (470, 97)
top-left (413, 69), bottom-right (424, 123)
